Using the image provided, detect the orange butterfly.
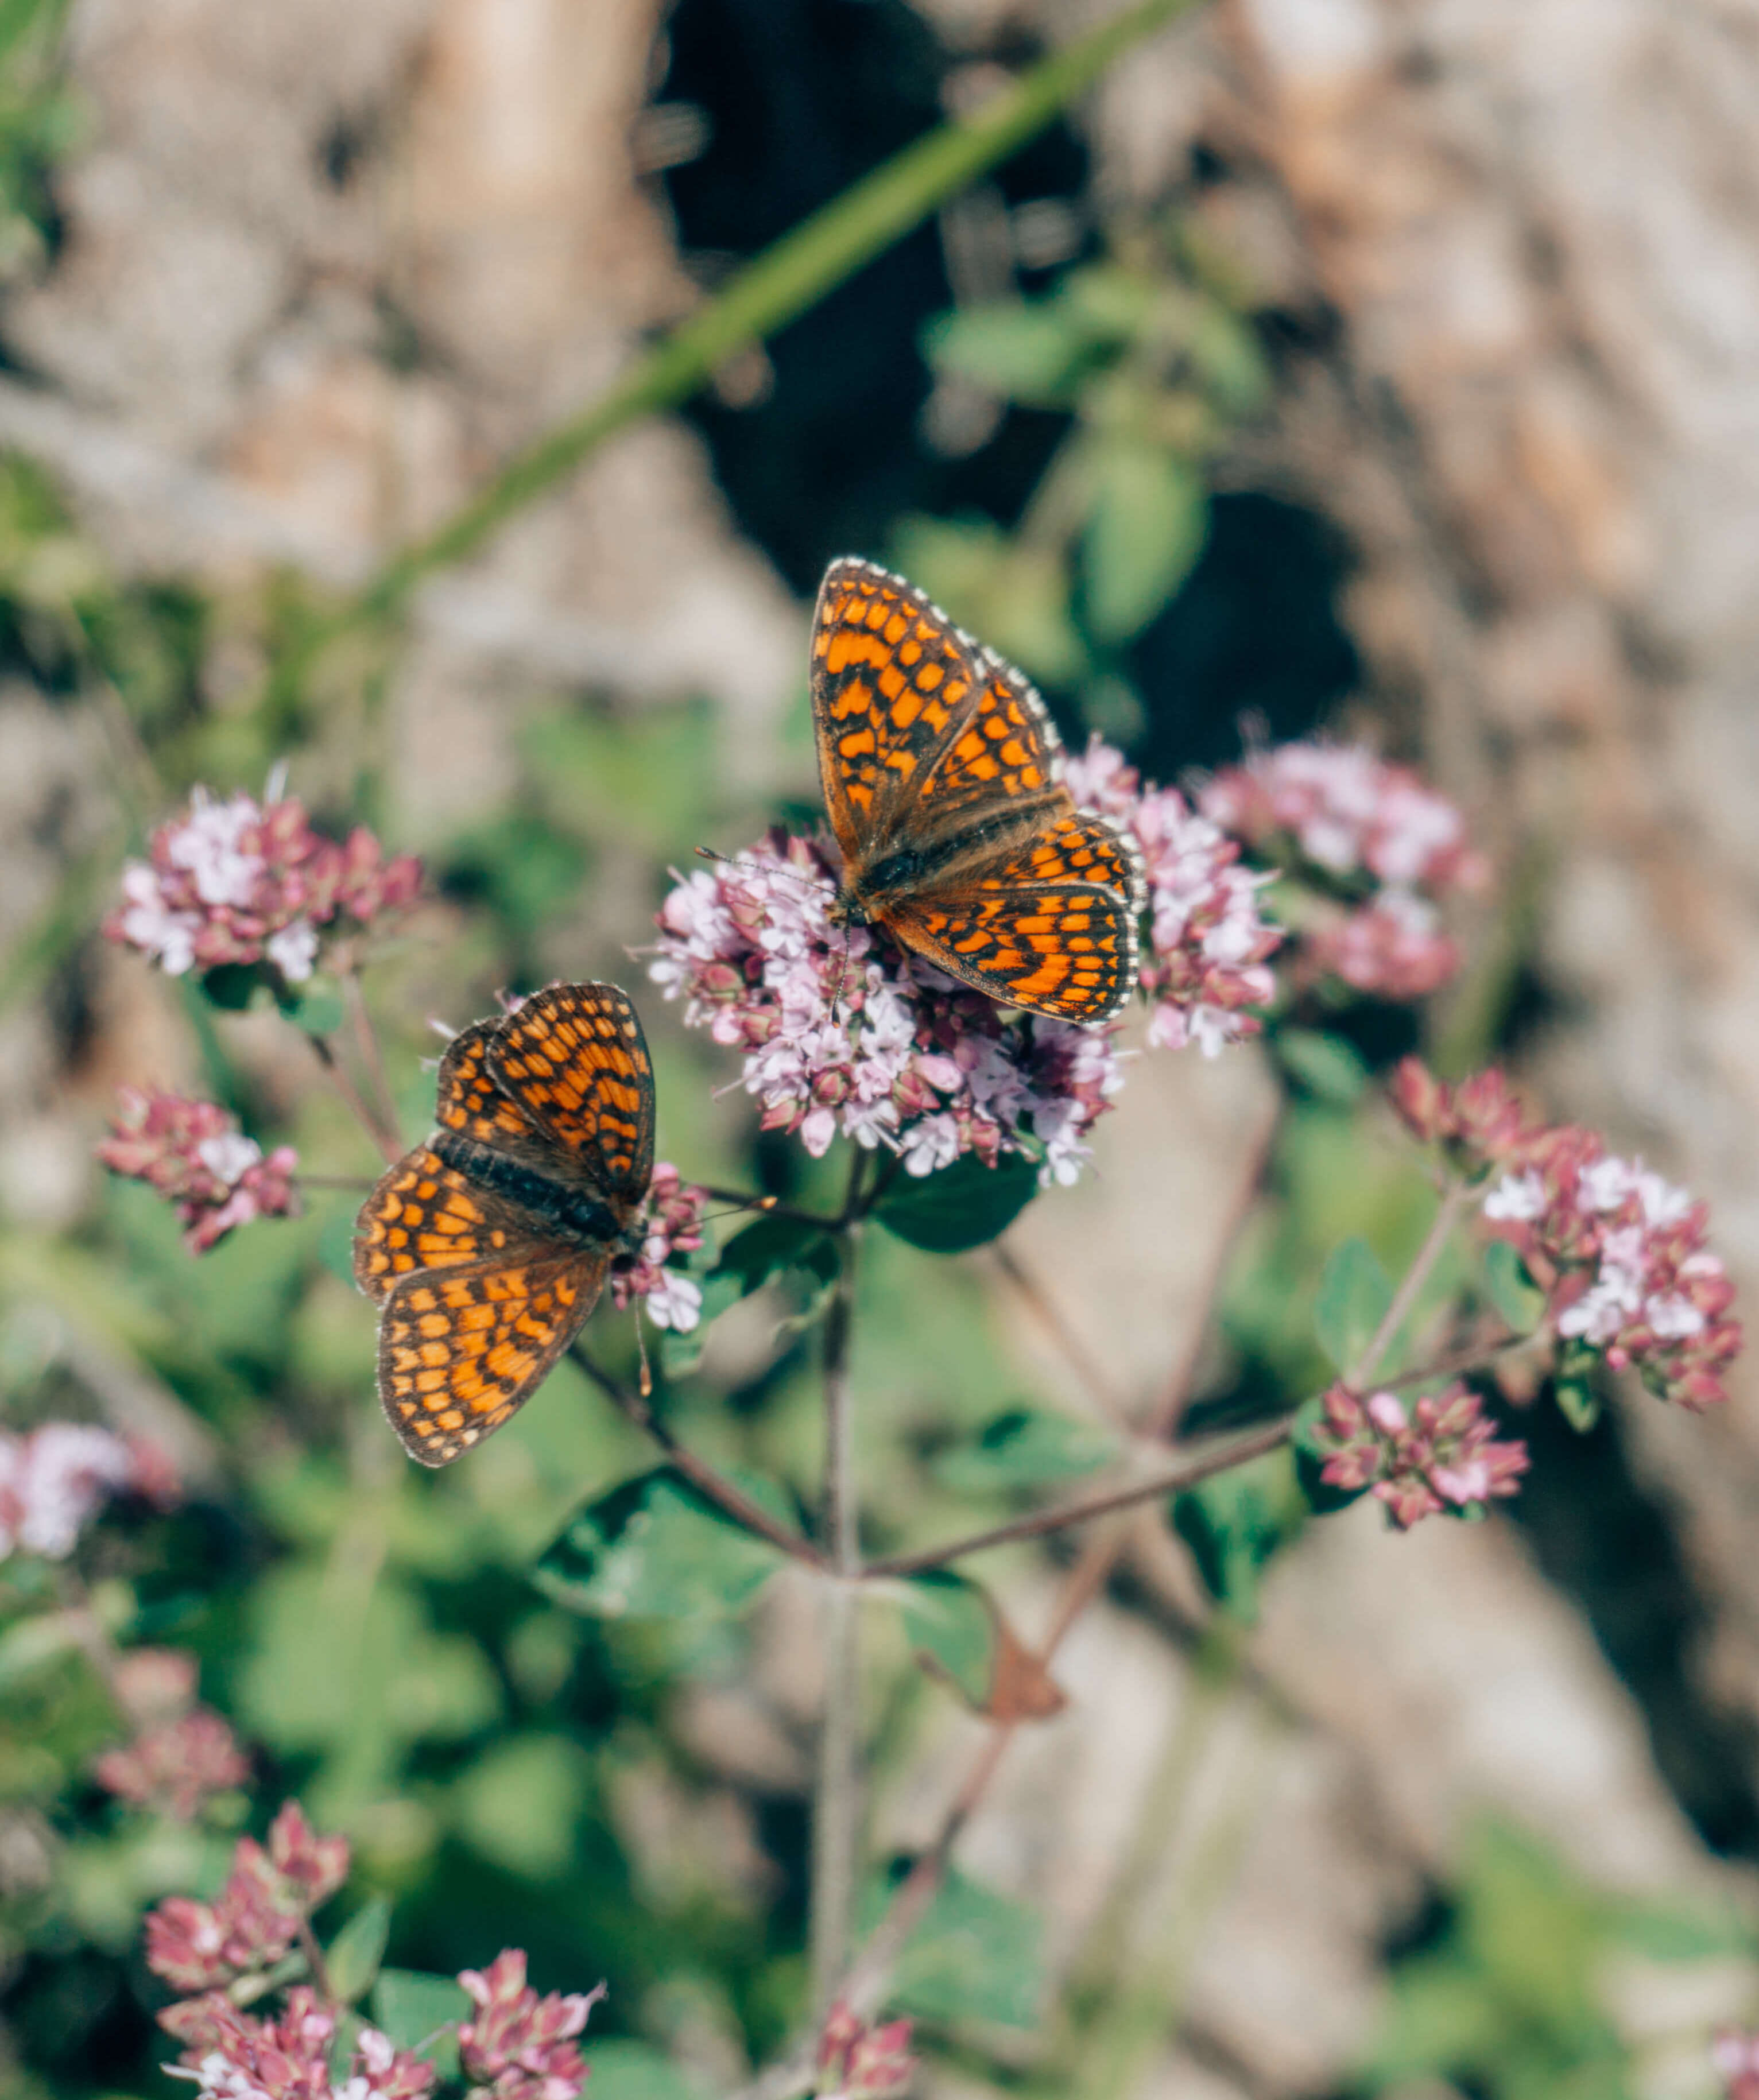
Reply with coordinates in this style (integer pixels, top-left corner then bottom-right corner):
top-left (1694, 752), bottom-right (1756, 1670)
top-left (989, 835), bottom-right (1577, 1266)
top-left (812, 558), bottom-right (1145, 1024)
top-left (353, 982), bottom-right (654, 1466)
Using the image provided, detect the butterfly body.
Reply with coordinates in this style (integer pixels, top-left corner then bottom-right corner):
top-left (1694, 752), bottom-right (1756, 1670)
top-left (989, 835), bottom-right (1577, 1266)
top-left (353, 982), bottom-right (656, 1467)
top-left (811, 557), bottom-right (1145, 1025)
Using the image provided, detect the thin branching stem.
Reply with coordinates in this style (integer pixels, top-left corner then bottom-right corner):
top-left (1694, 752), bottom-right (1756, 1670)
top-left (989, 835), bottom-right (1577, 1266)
top-left (810, 1153), bottom-right (867, 2016)
top-left (1346, 1176), bottom-right (1474, 1391)
top-left (568, 1343), bottom-right (827, 1571)
top-left (290, 0), bottom-right (1198, 675)
top-left (862, 1415), bottom-right (1296, 1580)
top-left (339, 959), bottom-right (402, 1152)
top-left (305, 1031), bottom-right (401, 1165)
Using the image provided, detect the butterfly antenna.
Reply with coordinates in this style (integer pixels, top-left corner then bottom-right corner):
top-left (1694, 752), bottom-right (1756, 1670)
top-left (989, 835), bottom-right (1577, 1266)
top-left (693, 844), bottom-right (827, 904)
top-left (635, 1312), bottom-right (653, 1400)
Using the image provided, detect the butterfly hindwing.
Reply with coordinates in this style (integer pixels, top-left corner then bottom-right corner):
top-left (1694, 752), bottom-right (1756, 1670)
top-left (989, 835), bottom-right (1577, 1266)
top-left (883, 880), bottom-right (1140, 1023)
top-left (377, 1246), bottom-right (609, 1466)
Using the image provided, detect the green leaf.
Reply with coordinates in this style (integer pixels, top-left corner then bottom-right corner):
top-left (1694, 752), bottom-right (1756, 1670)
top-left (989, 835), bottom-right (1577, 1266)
top-left (661, 1214), bottom-right (836, 1374)
top-left (1274, 1027), bottom-right (1369, 1106)
top-left (1367, 1954), bottom-right (1510, 2081)
top-left (535, 1471), bottom-right (791, 1622)
top-left (370, 1970), bottom-right (471, 2055)
top-left (931, 1407), bottom-right (1115, 1493)
top-left (1314, 1236), bottom-right (1393, 1378)
top-left (712, 1214), bottom-right (836, 1296)
top-left (275, 979), bottom-right (346, 1037)
top-left (1604, 1896), bottom-right (1757, 1962)
top-left (923, 300), bottom-right (1088, 403)
top-left (875, 1150), bottom-right (1039, 1254)
top-left (863, 1868), bottom-right (1044, 2031)
top-left (898, 1572), bottom-right (994, 1707)
top-left (1483, 1239), bottom-right (1544, 1334)
top-left (324, 1896), bottom-right (391, 2006)
top-left (580, 2042), bottom-right (697, 2100)
top-left (450, 1734), bottom-right (591, 1880)
top-left (1554, 1378), bottom-right (1602, 1433)
top-left (0, 1609), bottom-right (83, 1691)
top-left (1082, 444), bottom-right (1206, 642)
top-left (1171, 1450), bottom-right (1300, 1622)
top-left (199, 961), bottom-right (261, 1011)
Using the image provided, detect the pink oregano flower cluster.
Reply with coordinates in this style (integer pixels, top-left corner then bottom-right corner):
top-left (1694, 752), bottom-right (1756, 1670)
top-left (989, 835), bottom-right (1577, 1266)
top-left (459, 1950), bottom-right (604, 2100)
top-left (95, 1648), bottom-right (249, 1823)
top-left (0, 1421), bottom-right (142, 1560)
top-left (815, 2001), bottom-right (916, 2098)
top-left (649, 832), bottom-right (1125, 1186)
top-left (164, 1988), bottom-right (437, 2100)
top-left (1716, 2031), bottom-right (1759, 2100)
top-left (1202, 739), bottom-right (1485, 1000)
top-left (145, 1800), bottom-right (350, 1995)
top-left (1394, 1060), bottom-right (1742, 1410)
top-left (148, 1811), bottom-right (603, 2100)
top-left (1063, 737), bottom-right (1283, 1054)
top-left (607, 1163), bottom-right (708, 1331)
top-left (1311, 1382), bottom-right (1530, 1530)
top-left (98, 1087), bottom-right (300, 1253)
top-left (107, 779), bottom-right (421, 985)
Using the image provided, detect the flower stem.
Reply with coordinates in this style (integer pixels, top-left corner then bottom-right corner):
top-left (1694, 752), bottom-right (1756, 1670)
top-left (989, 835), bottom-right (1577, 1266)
top-left (340, 961), bottom-right (401, 1152)
top-left (568, 1344), bottom-right (827, 1570)
top-left (1347, 1177), bottom-right (1474, 1391)
top-left (862, 1415), bottom-right (1296, 1580)
top-left (293, 0), bottom-right (1196, 664)
top-left (810, 1179), bottom-right (866, 2017)
top-left (305, 1031), bottom-right (401, 1165)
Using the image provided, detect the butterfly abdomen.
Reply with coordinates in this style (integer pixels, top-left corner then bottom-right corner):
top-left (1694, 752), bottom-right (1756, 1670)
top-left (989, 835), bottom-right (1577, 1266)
top-left (433, 1131), bottom-right (633, 1249)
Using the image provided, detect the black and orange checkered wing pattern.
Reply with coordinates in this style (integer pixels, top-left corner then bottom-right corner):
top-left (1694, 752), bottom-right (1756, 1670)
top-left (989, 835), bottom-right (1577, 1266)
top-left (911, 652), bottom-right (1065, 824)
top-left (377, 1247), bottom-right (607, 1466)
top-left (353, 1145), bottom-right (541, 1305)
top-left (980, 805), bottom-right (1147, 915)
top-left (811, 558), bottom-right (985, 863)
top-left (884, 879), bottom-right (1141, 1023)
top-left (487, 983), bottom-right (654, 1204)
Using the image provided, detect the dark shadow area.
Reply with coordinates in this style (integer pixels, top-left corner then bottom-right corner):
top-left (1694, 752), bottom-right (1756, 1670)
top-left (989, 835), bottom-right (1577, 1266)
top-left (1509, 1389), bottom-right (1759, 1857)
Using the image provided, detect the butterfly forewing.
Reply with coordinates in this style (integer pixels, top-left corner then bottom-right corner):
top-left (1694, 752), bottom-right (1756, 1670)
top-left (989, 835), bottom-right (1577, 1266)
top-left (378, 1246), bottom-right (609, 1466)
top-left (811, 558), bottom-right (986, 854)
top-left (487, 983), bottom-right (655, 1204)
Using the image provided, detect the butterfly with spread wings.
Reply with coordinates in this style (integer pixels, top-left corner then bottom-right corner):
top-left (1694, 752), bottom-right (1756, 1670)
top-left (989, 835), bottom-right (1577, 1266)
top-left (812, 557), bottom-right (1145, 1025)
top-left (353, 981), bottom-right (655, 1466)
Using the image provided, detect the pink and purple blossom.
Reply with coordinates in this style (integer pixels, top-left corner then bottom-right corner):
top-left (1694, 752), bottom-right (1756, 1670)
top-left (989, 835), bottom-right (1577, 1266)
top-left (1202, 739), bottom-right (1484, 1001)
top-left (608, 1163), bottom-right (709, 1332)
top-left (1312, 1381), bottom-right (1529, 1529)
top-left (1063, 738), bottom-right (1283, 1054)
top-left (145, 1803), bottom-right (349, 1995)
top-left (97, 1088), bottom-right (299, 1253)
top-left (1715, 2031), bottom-right (1759, 2100)
top-left (816, 2001), bottom-right (916, 2098)
top-left (458, 1949), bottom-right (603, 2100)
top-left (162, 1989), bottom-right (436, 2100)
top-left (95, 1707), bottom-right (250, 1822)
top-left (106, 781), bottom-right (421, 985)
top-left (648, 832), bottom-right (1125, 1186)
top-left (0, 1422), bottom-right (139, 1561)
